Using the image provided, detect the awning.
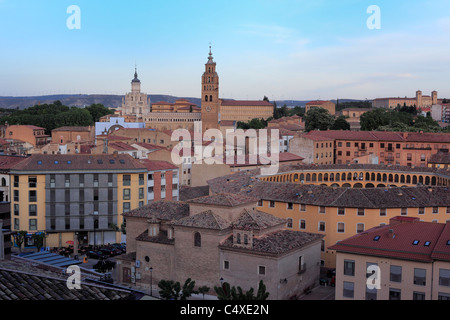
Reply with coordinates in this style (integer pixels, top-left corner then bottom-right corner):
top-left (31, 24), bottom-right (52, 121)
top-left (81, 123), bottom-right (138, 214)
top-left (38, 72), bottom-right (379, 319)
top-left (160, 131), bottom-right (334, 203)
top-left (20, 251), bottom-right (82, 268)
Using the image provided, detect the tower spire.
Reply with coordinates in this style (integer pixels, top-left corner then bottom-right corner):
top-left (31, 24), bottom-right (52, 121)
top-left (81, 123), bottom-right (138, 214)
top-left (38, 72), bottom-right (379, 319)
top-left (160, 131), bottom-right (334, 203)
top-left (207, 43), bottom-right (214, 64)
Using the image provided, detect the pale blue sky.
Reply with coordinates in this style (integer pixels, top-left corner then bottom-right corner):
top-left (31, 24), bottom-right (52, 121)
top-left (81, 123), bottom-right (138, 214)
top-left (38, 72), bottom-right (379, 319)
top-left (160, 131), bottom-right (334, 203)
top-left (0, 0), bottom-right (449, 100)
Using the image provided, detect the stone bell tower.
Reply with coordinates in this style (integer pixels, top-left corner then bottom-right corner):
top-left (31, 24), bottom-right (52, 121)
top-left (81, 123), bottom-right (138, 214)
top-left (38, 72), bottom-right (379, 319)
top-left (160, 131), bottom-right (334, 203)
top-left (201, 46), bottom-right (220, 133)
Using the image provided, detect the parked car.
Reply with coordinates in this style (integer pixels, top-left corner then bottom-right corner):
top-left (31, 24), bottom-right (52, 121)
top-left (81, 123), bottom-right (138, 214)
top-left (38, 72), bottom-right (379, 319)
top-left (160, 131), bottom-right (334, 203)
top-left (93, 259), bottom-right (116, 273)
top-left (86, 250), bottom-right (108, 260)
top-left (110, 243), bottom-right (126, 253)
top-left (99, 247), bottom-right (120, 257)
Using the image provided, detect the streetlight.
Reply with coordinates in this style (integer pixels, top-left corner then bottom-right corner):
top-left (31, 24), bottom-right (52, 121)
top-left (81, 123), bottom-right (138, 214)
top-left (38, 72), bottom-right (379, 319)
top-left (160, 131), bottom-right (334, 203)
top-left (149, 267), bottom-right (153, 297)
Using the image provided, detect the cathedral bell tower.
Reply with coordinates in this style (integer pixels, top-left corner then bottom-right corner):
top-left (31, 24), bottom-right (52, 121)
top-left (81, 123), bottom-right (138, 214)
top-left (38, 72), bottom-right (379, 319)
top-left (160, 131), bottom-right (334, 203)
top-left (201, 46), bottom-right (220, 132)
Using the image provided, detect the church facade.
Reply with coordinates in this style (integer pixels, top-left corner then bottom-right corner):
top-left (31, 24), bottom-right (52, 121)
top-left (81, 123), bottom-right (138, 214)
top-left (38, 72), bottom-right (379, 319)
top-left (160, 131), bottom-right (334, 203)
top-left (118, 68), bottom-right (151, 119)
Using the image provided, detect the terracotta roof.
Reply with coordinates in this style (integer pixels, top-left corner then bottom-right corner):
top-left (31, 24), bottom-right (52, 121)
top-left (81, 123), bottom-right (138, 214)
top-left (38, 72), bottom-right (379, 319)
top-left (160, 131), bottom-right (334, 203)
top-left (52, 126), bottom-right (91, 132)
top-left (305, 130), bottom-right (450, 143)
top-left (232, 208), bottom-right (286, 231)
top-left (170, 210), bottom-right (231, 230)
top-left (108, 142), bottom-right (137, 151)
top-left (122, 200), bottom-right (189, 221)
top-left (306, 100), bottom-right (333, 105)
top-left (0, 260), bottom-right (139, 300)
top-left (139, 159), bottom-right (178, 171)
top-left (187, 193), bottom-right (258, 207)
top-left (133, 142), bottom-right (166, 151)
top-left (220, 230), bottom-right (323, 256)
top-left (207, 169), bottom-right (260, 194)
top-left (329, 217), bottom-right (450, 262)
top-left (10, 154), bottom-right (147, 172)
top-left (220, 100), bottom-right (273, 107)
top-left (243, 182), bottom-right (450, 209)
top-left (0, 155), bottom-right (28, 171)
top-left (429, 152), bottom-right (450, 164)
top-left (179, 186), bottom-right (211, 201)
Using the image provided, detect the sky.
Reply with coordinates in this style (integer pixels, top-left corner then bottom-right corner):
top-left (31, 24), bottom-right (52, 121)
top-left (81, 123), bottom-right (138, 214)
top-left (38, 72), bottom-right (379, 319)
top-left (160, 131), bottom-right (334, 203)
top-left (0, 0), bottom-right (449, 101)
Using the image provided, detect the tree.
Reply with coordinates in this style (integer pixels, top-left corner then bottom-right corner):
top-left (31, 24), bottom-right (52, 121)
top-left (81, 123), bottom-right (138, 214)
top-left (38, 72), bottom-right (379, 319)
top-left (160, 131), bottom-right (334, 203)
top-left (198, 286), bottom-right (210, 299)
top-left (331, 115), bottom-right (350, 130)
top-left (158, 278), bottom-right (198, 300)
top-left (14, 231), bottom-right (28, 253)
top-left (85, 103), bottom-right (114, 122)
top-left (31, 233), bottom-right (46, 252)
top-left (304, 108), bottom-right (335, 132)
top-left (109, 222), bottom-right (126, 235)
top-left (214, 280), bottom-right (269, 300)
top-left (237, 118), bottom-right (268, 130)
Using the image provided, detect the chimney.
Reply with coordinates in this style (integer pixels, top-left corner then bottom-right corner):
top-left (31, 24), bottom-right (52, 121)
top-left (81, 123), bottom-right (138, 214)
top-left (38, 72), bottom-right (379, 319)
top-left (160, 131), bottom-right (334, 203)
top-left (387, 229), bottom-right (395, 239)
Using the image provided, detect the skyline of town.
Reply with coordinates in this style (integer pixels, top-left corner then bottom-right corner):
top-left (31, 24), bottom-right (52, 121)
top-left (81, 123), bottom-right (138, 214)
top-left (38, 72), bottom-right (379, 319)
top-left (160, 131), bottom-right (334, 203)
top-left (1, 1), bottom-right (449, 100)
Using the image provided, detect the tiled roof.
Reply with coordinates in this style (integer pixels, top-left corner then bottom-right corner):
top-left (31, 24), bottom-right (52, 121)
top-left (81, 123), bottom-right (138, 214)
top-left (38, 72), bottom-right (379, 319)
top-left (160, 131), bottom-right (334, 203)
top-left (170, 210), bottom-right (231, 230)
top-left (52, 126), bottom-right (91, 132)
top-left (0, 155), bottom-right (28, 171)
top-left (329, 217), bottom-right (450, 262)
top-left (305, 130), bottom-right (450, 143)
top-left (220, 230), bottom-right (323, 255)
top-left (179, 186), bottom-right (211, 201)
top-left (187, 193), bottom-right (258, 207)
top-left (429, 152), bottom-right (450, 164)
top-left (133, 142), bottom-right (166, 151)
top-left (220, 100), bottom-right (273, 107)
top-left (243, 182), bottom-right (450, 208)
top-left (232, 208), bottom-right (286, 231)
top-left (122, 200), bottom-right (189, 221)
top-left (139, 159), bottom-right (178, 171)
top-left (109, 142), bottom-right (137, 151)
top-left (0, 261), bottom-right (139, 300)
top-left (306, 100), bottom-right (333, 105)
top-left (10, 154), bottom-right (147, 172)
top-left (207, 169), bottom-right (260, 194)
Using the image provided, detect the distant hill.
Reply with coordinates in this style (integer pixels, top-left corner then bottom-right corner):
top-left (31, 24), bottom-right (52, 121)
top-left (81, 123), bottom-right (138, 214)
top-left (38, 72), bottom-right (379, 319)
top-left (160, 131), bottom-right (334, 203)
top-left (0, 94), bottom-right (202, 110)
top-left (0, 95), bottom-right (369, 110)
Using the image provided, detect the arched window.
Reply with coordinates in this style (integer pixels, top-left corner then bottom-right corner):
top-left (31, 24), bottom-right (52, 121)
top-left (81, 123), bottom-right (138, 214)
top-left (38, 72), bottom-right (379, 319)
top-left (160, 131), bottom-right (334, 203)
top-left (205, 95), bottom-right (209, 102)
top-left (194, 232), bottom-right (201, 247)
top-left (244, 234), bottom-right (248, 245)
top-left (1, 178), bottom-right (5, 186)
top-left (210, 95), bottom-right (213, 102)
top-left (237, 233), bottom-right (241, 244)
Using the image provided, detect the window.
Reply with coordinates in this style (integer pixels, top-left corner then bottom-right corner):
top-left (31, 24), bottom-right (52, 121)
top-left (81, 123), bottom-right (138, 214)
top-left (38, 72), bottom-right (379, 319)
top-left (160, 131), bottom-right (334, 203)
top-left (389, 288), bottom-right (401, 300)
top-left (401, 208), bottom-right (408, 216)
top-left (357, 208), bottom-right (365, 216)
top-left (28, 176), bottom-right (37, 188)
top-left (194, 232), bottom-right (201, 247)
top-left (29, 219), bottom-right (37, 231)
top-left (14, 176), bottom-right (19, 188)
top-left (269, 201), bottom-right (275, 208)
top-left (93, 174), bottom-right (99, 187)
top-left (29, 205), bottom-right (37, 217)
top-left (287, 218), bottom-right (293, 228)
top-left (356, 223), bottom-right (365, 233)
top-left (148, 186), bottom-right (154, 194)
top-left (123, 175), bottom-right (131, 186)
top-left (258, 266), bottom-right (266, 276)
top-left (123, 189), bottom-right (131, 200)
top-left (123, 202), bottom-right (130, 213)
top-left (418, 207), bottom-right (425, 215)
top-left (390, 265), bottom-right (402, 282)
top-left (29, 190), bottom-right (37, 202)
top-left (148, 174), bottom-right (154, 181)
top-left (338, 208), bottom-right (345, 215)
top-left (319, 206), bottom-right (326, 214)
top-left (319, 221), bottom-right (326, 232)
top-left (139, 188), bottom-right (144, 199)
top-left (257, 200), bottom-right (263, 207)
top-left (343, 282), bottom-right (354, 298)
top-left (223, 261), bottom-right (230, 270)
top-left (344, 260), bottom-right (355, 276)
top-left (433, 207), bottom-right (439, 214)
top-left (14, 218), bottom-right (19, 230)
top-left (287, 203), bottom-right (293, 210)
top-left (139, 174), bottom-right (145, 185)
top-left (50, 175), bottom-right (55, 188)
top-left (79, 174), bottom-right (84, 187)
top-left (439, 269), bottom-right (450, 287)
top-left (299, 219), bottom-right (306, 230)
top-left (380, 208), bottom-right (386, 216)
top-left (337, 222), bottom-right (345, 233)
top-left (414, 268), bottom-right (426, 286)
top-left (300, 204), bottom-right (306, 212)
top-left (14, 204), bottom-right (19, 216)
top-left (65, 174), bottom-right (70, 187)
top-left (14, 190), bottom-right (19, 202)
top-left (412, 292), bottom-right (425, 300)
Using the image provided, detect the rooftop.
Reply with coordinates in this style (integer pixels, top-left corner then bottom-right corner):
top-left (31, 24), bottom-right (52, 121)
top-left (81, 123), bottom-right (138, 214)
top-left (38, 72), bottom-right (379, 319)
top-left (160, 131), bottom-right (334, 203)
top-left (232, 208), bottom-right (286, 231)
top-left (187, 192), bottom-right (258, 207)
top-left (171, 210), bottom-right (232, 230)
top-left (122, 200), bottom-right (189, 221)
top-left (329, 217), bottom-right (450, 263)
top-left (10, 154), bottom-right (147, 172)
top-left (220, 99), bottom-right (273, 107)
